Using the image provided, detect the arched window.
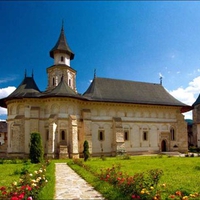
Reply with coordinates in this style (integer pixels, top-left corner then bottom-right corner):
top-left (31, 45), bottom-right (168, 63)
top-left (61, 130), bottom-right (65, 140)
top-left (170, 128), bottom-right (175, 141)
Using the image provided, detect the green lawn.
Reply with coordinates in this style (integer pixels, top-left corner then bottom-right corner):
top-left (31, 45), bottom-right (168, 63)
top-left (68, 155), bottom-right (200, 199)
top-left (82, 155), bottom-right (200, 192)
top-left (1, 156), bottom-right (200, 199)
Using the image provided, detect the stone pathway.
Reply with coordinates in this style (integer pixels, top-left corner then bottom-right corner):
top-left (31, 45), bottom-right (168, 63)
top-left (54, 163), bottom-right (105, 199)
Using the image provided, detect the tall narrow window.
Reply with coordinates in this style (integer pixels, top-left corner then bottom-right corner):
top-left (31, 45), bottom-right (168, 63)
top-left (143, 131), bottom-right (148, 141)
top-left (61, 56), bottom-right (64, 62)
top-left (124, 131), bottom-right (129, 141)
top-left (98, 130), bottom-right (104, 141)
top-left (61, 130), bottom-right (65, 140)
top-left (46, 130), bottom-right (49, 141)
top-left (53, 78), bottom-right (55, 86)
top-left (170, 128), bottom-right (175, 141)
top-left (69, 79), bottom-right (71, 86)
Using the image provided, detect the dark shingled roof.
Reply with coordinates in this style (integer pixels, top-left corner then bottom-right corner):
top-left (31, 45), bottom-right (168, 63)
top-left (7, 76), bottom-right (41, 98)
top-left (49, 26), bottom-right (74, 60)
top-left (193, 94), bottom-right (200, 107)
top-left (43, 78), bottom-right (81, 98)
top-left (83, 77), bottom-right (192, 112)
top-left (0, 76), bottom-right (41, 108)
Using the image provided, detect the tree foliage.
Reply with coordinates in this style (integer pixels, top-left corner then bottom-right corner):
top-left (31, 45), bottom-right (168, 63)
top-left (29, 132), bottom-right (44, 163)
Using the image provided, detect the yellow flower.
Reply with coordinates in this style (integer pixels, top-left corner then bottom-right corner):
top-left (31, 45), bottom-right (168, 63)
top-left (29, 173), bottom-right (33, 176)
top-left (150, 186), bottom-right (154, 190)
top-left (31, 183), bottom-right (37, 187)
top-left (182, 196), bottom-right (188, 200)
top-left (13, 181), bottom-right (17, 186)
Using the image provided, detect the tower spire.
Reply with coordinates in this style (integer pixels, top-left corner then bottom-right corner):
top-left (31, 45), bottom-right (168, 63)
top-left (94, 68), bottom-right (96, 79)
top-left (62, 19), bottom-right (64, 31)
top-left (49, 21), bottom-right (74, 60)
top-left (160, 76), bottom-right (162, 85)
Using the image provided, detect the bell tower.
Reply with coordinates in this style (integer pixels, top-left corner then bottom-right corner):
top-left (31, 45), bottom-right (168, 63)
top-left (46, 22), bottom-right (77, 92)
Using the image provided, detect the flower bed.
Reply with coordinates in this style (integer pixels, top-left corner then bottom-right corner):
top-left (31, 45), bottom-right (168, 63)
top-left (0, 160), bottom-right (50, 200)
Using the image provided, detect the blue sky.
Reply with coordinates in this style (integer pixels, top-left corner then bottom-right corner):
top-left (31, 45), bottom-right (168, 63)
top-left (1, 1), bottom-right (200, 120)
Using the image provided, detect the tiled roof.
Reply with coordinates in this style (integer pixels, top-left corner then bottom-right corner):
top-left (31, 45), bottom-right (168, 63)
top-left (49, 26), bottom-right (74, 60)
top-left (83, 77), bottom-right (191, 110)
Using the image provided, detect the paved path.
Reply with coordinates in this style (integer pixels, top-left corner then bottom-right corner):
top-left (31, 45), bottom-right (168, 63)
top-left (54, 163), bottom-right (105, 199)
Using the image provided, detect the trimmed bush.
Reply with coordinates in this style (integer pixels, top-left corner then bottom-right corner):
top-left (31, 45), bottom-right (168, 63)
top-left (29, 132), bottom-right (44, 163)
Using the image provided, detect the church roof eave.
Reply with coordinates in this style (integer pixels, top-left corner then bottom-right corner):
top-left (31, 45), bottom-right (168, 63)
top-left (46, 64), bottom-right (77, 73)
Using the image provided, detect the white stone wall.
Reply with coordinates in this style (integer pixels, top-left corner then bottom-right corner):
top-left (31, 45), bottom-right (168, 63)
top-left (5, 97), bottom-right (188, 158)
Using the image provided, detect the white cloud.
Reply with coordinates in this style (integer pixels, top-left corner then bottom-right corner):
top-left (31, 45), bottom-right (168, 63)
top-left (169, 76), bottom-right (200, 119)
top-left (0, 76), bottom-right (17, 84)
top-left (0, 86), bottom-right (16, 98)
top-left (0, 86), bottom-right (16, 116)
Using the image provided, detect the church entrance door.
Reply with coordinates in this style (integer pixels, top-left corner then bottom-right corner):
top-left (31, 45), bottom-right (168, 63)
top-left (161, 140), bottom-right (167, 152)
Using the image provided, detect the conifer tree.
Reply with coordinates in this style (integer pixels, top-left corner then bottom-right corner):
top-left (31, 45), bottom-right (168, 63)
top-left (83, 140), bottom-right (90, 161)
top-left (30, 132), bottom-right (44, 163)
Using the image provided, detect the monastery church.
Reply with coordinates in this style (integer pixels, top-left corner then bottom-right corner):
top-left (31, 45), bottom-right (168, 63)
top-left (0, 24), bottom-right (193, 159)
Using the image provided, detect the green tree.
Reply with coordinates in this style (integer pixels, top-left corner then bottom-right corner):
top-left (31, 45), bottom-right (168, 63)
top-left (83, 140), bottom-right (90, 161)
top-left (30, 132), bottom-right (44, 163)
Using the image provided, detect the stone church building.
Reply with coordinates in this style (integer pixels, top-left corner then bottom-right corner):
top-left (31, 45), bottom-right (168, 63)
top-left (0, 25), bottom-right (192, 158)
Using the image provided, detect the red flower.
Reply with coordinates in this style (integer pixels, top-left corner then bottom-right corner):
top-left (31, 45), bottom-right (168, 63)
top-left (26, 185), bottom-right (32, 191)
top-left (0, 186), bottom-right (6, 191)
top-left (132, 194), bottom-right (140, 199)
top-left (11, 196), bottom-right (19, 200)
top-left (18, 192), bottom-right (25, 199)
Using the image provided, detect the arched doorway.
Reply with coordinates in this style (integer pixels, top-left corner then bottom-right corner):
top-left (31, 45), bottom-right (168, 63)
top-left (161, 140), bottom-right (167, 152)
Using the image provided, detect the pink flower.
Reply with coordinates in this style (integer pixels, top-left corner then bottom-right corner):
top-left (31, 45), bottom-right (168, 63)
top-left (27, 197), bottom-right (33, 200)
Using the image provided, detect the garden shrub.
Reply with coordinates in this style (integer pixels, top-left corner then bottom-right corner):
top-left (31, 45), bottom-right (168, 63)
top-left (98, 164), bottom-right (163, 199)
top-left (30, 132), bottom-right (44, 164)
